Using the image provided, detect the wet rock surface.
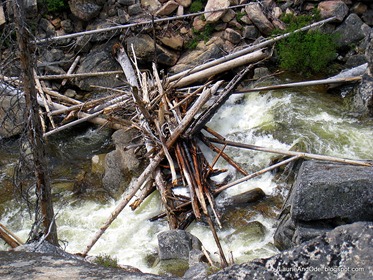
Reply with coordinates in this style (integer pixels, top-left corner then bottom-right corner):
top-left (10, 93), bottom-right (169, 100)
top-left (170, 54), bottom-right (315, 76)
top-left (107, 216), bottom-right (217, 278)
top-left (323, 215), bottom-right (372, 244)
top-left (274, 160), bottom-right (373, 250)
top-left (0, 251), bottom-right (176, 280)
top-left (208, 222), bottom-right (373, 280)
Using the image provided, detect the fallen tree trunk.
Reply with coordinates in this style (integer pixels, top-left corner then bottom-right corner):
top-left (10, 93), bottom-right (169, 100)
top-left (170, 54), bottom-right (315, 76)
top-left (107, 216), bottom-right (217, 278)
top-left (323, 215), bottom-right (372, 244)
top-left (170, 49), bottom-right (268, 88)
top-left (235, 76), bottom-right (362, 93)
top-left (206, 136), bottom-right (372, 167)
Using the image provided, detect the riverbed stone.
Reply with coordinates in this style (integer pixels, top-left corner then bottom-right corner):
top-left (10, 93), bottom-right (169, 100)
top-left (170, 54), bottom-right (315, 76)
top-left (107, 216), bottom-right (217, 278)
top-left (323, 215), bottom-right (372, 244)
top-left (216, 187), bottom-right (265, 210)
top-left (0, 95), bottom-right (26, 138)
top-left (245, 2), bottom-right (274, 36)
top-left (69, 0), bottom-right (103, 22)
top-left (126, 34), bottom-right (179, 66)
top-left (274, 160), bottom-right (373, 250)
top-left (223, 28), bottom-right (241, 44)
top-left (102, 128), bottom-right (145, 198)
top-left (169, 36), bottom-right (225, 74)
top-left (204, 0), bottom-right (230, 23)
top-left (334, 13), bottom-right (367, 48)
top-left (155, 1), bottom-right (179, 16)
top-left (318, 0), bottom-right (349, 22)
top-left (73, 41), bottom-right (124, 91)
top-left (157, 230), bottom-right (202, 260)
top-left (0, 250), bottom-right (176, 279)
top-left (208, 222), bottom-right (373, 280)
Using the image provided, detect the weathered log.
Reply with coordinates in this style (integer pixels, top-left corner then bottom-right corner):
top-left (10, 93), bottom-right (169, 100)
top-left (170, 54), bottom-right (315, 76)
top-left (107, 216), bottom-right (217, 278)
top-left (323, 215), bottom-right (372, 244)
top-left (235, 76), bottom-right (362, 93)
top-left (36, 71), bottom-right (124, 80)
top-left (206, 136), bottom-right (372, 167)
top-left (61, 56), bottom-right (81, 86)
top-left (0, 223), bottom-right (23, 248)
top-left (170, 49), bottom-right (268, 88)
top-left (114, 43), bottom-right (139, 89)
top-left (215, 156), bottom-right (301, 194)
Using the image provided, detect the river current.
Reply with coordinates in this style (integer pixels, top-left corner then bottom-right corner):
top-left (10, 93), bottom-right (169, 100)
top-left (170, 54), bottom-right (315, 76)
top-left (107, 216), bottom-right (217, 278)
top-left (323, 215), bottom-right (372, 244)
top-left (1, 79), bottom-right (373, 274)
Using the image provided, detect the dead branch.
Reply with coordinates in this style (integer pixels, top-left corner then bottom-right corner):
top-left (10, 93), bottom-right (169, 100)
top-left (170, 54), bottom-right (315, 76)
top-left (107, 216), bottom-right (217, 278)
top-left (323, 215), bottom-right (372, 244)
top-left (235, 76), bottom-right (362, 93)
top-left (206, 136), bottom-right (372, 167)
top-left (61, 55), bottom-right (81, 86)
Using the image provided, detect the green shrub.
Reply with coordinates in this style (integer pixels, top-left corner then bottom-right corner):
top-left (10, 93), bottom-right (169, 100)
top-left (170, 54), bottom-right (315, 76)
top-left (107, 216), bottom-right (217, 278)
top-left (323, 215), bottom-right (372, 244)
top-left (186, 23), bottom-right (215, 49)
top-left (94, 254), bottom-right (119, 268)
top-left (275, 13), bottom-right (337, 75)
top-left (190, 0), bottom-right (204, 13)
top-left (41, 0), bottom-right (68, 13)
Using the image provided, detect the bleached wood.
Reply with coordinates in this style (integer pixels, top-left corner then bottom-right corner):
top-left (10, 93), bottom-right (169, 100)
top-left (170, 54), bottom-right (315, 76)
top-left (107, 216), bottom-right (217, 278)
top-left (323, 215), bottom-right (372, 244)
top-left (114, 44), bottom-right (139, 89)
top-left (61, 56), bottom-right (81, 86)
top-left (171, 49), bottom-right (268, 88)
top-left (207, 137), bottom-right (372, 167)
top-left (235, 76), bottom-right (362, 93)
top-left (36, 71), bottom-right (123, 80)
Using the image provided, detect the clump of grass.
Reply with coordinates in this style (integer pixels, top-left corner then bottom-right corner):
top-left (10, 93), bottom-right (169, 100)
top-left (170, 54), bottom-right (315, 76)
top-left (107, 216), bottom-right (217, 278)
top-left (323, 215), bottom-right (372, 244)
top-left (274, 13), bottom-right (338, 75)
top-left (40, 0), bottom-right (68, 13)
top-left (93, 254), bottom-right (119, 269)
top-left (186, 23), bottom-right (215, 49)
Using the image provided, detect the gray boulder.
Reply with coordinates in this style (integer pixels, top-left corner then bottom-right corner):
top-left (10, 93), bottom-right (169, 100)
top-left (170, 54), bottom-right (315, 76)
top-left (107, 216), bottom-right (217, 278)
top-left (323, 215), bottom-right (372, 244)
top-left (0, 250), bottom-right (176, 280)
top-left (245, 3), bottom-right (274, 36)
top-left (68, 0), bottom-right (102, 22)
top-left (157, 230), bottom-right (202, 260)
top-left (126, 34), bottom-right (179, 66)
top-left (274, 160), bottom-right (373, 250)
top-left (0, 94), bottom-right (26, 138)
top-left (169, 37), bottom-right (225, 74)
top-left (208, 222), bottom-right (373, 280)
top-left (334, 13), bottom-right (367, 48)
top-left (102, 128), bottom-right (145, 199)
top-left (73, 42), bottom-right (125, 91)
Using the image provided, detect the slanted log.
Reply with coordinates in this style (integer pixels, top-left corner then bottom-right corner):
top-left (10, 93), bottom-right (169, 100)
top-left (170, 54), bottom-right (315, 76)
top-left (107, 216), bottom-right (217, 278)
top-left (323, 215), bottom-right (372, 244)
top-left (170, 49), bottom-right (268, 88)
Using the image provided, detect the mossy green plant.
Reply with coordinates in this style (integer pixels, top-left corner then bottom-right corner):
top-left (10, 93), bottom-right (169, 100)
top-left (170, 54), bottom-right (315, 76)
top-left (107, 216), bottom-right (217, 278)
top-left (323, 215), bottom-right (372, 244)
top-left (186, 23), bottom-right (215, 49)
top-left (190, 0), bottom-right (204, 13)
top-left (94, 254), bottom-right (119, 269)
top-left (39, 0), bottom-right (68, 13)
top-left (274, 13), bottom-right (337, 75)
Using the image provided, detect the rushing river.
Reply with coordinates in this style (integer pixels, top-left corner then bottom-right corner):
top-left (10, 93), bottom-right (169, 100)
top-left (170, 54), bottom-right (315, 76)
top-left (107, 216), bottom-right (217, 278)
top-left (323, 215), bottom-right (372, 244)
top-left (1, 77), bottom-right (373, 275)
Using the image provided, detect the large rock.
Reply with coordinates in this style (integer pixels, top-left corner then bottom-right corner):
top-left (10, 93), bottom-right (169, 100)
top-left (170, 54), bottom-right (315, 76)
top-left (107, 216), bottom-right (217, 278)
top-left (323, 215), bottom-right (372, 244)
top-left (318, 0), bottom-right (349, 22)
top-left (73, 41), bottom-right (124, 91)
top-left (353, 36), bottom-right (373, 116)
top-left (102, 128), bottom-right (145, 199)
top-left (204, 0), bottom-right (230, 23)
top-left (157, 230), bottom-right (202, 260)
top-left (0, 94), bottom-right (26, 138)
top-left (334, 13), bottom-right (367, 48)
top-left (68, 0), bottom-right (102, 22)
top-left (274, 160), bottom-right (373, 250)
top-left (126, 34), bottom-right (179, 66)
top-left (245, 3), bottom-right (274, 36)
top-left (0, 251), bottom-right (175, 280)
top-left (208, 222), bottom-right (373, 280)
top-left (169, 36), bottom-right (225, 74)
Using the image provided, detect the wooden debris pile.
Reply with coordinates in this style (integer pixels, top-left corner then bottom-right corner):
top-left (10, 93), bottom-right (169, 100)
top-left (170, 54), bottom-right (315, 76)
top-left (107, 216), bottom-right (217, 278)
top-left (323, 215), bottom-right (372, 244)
top-left (1, 16), bottom-right (371, 267)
